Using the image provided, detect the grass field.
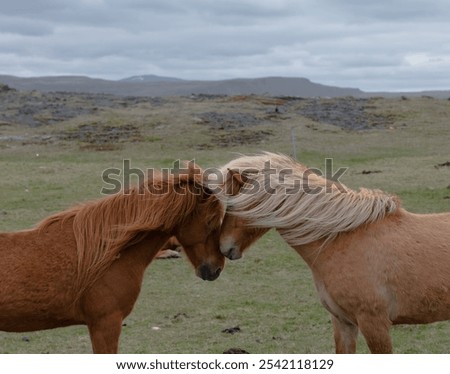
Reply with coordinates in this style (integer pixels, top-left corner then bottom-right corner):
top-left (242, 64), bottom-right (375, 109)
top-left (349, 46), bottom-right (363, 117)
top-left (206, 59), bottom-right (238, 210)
top-left (0, 94), bottom-right (449, 353)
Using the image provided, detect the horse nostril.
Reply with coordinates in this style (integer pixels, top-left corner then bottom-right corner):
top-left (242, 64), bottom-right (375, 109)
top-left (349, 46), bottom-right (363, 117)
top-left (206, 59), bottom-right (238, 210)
top-left (226, 247), bottom-right (236, 259)
top-left (225, 247), bottom-right (242, 260)
top-left (197, 264), bottom-right (222, 281)
top-left (221, 240), bottom-right (237, 258)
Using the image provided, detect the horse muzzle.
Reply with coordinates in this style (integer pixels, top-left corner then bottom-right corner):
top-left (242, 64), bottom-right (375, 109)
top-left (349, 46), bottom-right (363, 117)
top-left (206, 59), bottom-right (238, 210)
top-left (196, 263), bottom-right (222, 281)
top-left (220, 236), bottom-right (243, 260)
top-left (220, 245), bottom-right (242, 260)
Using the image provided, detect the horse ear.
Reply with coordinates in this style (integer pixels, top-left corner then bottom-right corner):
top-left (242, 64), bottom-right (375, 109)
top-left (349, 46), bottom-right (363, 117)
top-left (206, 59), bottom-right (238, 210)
top-left (178, 160), bottom-right (212, 198)
top-left (187, 160), bottom-right (202, 180)
top-left (176, 160), bottom-right (203, 184)
top-left (225, 168), bottom-right (247, 195)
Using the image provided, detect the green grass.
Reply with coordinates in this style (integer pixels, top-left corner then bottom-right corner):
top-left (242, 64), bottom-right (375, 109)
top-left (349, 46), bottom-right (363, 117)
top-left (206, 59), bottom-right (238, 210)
top-left (0, 95), bottom-right (449, 353)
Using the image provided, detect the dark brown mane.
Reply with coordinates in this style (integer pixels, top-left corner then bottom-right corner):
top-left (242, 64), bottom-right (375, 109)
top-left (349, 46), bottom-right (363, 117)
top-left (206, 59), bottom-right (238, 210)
top-left (37, 166), bottom-right (223, 297)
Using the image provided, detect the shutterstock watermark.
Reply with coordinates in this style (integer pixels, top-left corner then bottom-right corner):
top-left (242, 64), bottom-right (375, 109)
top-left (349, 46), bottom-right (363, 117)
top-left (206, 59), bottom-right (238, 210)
top-left (100, 159), bottom-right (348, 196)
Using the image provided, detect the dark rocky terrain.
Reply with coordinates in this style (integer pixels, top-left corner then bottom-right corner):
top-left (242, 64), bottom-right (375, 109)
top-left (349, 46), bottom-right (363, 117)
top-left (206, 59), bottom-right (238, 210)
top-left (0, 82), bottom-right (403, 151)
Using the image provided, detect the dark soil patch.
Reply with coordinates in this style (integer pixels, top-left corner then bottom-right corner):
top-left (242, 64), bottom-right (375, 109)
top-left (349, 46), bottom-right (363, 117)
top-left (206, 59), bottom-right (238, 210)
top-left (212, 129), bottom-right (273, 147)
top-left (54, 123), bottom-right (142, 151)
top-left (360, 170), bottom-right (383, 175)
top-left (0, 122), bottom-right (142, 149)
top-left (298, 98), bottom-right (397, 130)
top-left (196, 111), bottom-right (274, 148)
top-left (173, 312), bottom-right (189, 320)
top-left (222, 326), bottom-right (241, 334)
top-left (223, 348), bottom-right (250, 354)
top-left (435, 161), bottom-right (450, 168)
top-left (59, 123), bottom-right (141, 144)
top-left (198, 112), bottom-right (260, 130)
top-left (0, 88), bottom-right (161, 127)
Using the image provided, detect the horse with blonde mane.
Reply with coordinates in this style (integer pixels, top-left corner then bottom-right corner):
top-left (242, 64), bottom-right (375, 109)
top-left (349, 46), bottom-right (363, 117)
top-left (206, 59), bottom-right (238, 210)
top-left (218, 152), bottom-right (450, 353)
top-left (0, 163), bottom-right (225, 353)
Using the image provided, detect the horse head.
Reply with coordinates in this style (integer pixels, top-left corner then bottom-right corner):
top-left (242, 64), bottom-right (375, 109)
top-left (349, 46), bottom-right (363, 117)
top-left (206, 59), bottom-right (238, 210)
top-left (219, 168), bottom-right (269, 260)
top-left (172, 161), bottom-right (225, 280)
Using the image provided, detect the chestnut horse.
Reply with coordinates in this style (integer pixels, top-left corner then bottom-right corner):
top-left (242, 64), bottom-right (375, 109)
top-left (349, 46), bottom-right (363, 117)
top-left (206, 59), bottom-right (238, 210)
top-left (0, 164), bottom-right (225, 353)
top-left (218, 152), bottom-right (450, 353)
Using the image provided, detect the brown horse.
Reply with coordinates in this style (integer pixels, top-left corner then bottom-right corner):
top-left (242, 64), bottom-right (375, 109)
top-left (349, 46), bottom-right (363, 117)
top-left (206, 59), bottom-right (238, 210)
top-left (0, 164), bottom-right (225, 353)
top-left (218, 152), bottom-right (450, 353)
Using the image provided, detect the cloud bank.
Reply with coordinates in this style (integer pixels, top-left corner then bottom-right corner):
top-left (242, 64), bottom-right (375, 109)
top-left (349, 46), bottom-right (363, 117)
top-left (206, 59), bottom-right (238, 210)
top-left (1, 0), bottom-right (449, 91)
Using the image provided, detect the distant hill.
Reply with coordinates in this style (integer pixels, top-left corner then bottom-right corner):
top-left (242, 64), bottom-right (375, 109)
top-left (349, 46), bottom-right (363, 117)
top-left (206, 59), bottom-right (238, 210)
top-left (0, 74), bottom-right (449, 98)
top-left (0, 75), bottom-right (364, 97)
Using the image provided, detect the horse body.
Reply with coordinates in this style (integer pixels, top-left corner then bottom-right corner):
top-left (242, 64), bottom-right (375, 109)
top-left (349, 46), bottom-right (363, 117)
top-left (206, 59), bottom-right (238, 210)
top-left (0, 221), bottom-right (80, 331)
top-left (293, 209), bottom-right (450, 353)
top-left (219, 152), bottom-right (450, 353)
top-left (0, 164), bottom-right (225, 353)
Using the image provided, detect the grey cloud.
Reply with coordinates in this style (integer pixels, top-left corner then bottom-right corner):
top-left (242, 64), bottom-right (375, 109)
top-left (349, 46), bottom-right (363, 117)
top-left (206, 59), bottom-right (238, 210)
top-left (0, 0), bottom-right (67, 17)
top-left (0, 16), bottom-right (53, 36)
top-left (322, 0), bottom-right (449, 22)
top-left (1, 0), bottom-right (450, 91)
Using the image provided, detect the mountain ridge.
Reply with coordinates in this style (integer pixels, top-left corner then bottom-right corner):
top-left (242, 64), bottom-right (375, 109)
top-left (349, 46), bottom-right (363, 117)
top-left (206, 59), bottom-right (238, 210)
top-left (1, 74), bottom-right (449, 98)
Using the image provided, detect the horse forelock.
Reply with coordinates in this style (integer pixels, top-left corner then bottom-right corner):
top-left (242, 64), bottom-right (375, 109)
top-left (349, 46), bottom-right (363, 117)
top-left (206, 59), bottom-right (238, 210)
top-left (36, 168), bottom-right (223, 298)
top-left (220, 152), bottom-right (400, 246)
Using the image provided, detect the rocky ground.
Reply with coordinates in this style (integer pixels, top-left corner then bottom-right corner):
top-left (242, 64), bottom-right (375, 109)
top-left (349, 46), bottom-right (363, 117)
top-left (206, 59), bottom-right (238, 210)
top-left (0, 83), bottom-right (403, 150)
top-left (297, 97), bottom-right (398, 130)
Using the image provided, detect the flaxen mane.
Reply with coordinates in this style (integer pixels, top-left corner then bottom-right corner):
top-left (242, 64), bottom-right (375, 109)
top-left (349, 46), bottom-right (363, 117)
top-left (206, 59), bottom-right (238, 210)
top-left (37, 169), bottom-right (223, 296)
top-left (221, 152), bottom-right (398, 246)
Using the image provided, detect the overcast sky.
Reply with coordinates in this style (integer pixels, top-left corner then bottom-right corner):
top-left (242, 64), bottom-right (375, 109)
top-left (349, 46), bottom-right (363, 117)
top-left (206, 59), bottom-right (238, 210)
top-left (1, 0), bottom-right (450, 91)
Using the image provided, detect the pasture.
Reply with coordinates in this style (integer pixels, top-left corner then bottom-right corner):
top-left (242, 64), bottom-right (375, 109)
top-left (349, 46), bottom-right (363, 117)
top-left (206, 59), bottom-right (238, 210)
top-left (0, 91), bottom-right (449, 353)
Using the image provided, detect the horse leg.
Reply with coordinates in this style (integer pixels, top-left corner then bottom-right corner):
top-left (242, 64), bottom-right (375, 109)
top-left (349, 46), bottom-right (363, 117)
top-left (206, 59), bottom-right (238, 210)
top-left (87, 312), bottom-right (123, 354)
top-left (357, 315), bottom-right (392, 353)
top-left (332, 316), bottom-right (358, 353)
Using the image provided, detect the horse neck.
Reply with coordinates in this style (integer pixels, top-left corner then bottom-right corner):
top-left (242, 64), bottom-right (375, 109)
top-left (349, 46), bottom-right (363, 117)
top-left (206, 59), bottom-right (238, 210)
top-left (119, 232), bottom-right (172, 271)
top-left (288, 238), bottom-right (327, 268)
top-left (270, 186), bottom-right (398, 247)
